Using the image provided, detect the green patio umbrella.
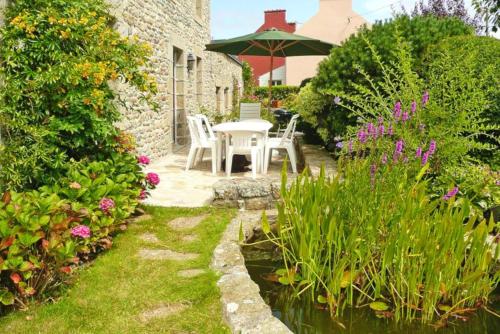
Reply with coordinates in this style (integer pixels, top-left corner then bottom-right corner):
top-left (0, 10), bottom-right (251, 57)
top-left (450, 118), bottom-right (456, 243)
top-left (205, 28), bottom-right (335, 109)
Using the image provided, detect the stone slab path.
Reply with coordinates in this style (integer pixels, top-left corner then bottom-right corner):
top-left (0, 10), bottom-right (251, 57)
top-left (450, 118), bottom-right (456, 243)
top-left (138, 248), bottom-right (199, 261)
top-left (138, 303), bottom-right (189, 323)
top-left (144, 145), bottom-right (336, 208)
top-left (168, 214), bottom-right (208, 230)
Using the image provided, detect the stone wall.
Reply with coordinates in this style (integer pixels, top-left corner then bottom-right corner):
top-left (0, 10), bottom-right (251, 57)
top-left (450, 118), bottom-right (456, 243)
top-left (109, 0), bottom-right (242, 160)
top-left (0, 0), bottom-right (242, 160)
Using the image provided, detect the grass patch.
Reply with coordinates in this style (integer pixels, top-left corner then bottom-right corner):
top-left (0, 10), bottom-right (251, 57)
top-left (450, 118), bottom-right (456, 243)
top-left (0, 206), bottom-right (235, 333)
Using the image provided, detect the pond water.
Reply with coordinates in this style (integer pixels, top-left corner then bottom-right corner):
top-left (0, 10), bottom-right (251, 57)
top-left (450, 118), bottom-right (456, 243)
top-left (242, 248), bottom-right (500, 334)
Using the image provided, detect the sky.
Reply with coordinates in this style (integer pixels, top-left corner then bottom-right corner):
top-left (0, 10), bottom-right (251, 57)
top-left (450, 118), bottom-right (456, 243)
top-left (211, 0), bottom-right (477, 39)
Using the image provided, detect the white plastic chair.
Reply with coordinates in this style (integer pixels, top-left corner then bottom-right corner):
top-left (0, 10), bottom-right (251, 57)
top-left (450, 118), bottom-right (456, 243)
top-left (264, 114), bottom-right (300, 174)
top-left (240, 103), bottom-right (261, 121)
top-left (225, 130), bottom-right (264, 179)
top-left (186, 115), bottom-right (217, 175)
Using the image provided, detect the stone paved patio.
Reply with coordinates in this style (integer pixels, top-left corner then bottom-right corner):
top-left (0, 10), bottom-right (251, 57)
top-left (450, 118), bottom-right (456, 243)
top-left (144, 145), bottom-right (336, 207)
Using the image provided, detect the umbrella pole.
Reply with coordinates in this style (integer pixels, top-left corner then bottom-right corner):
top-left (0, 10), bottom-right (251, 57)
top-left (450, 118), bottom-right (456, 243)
top-left (268, 53), bottom-right (273, 112)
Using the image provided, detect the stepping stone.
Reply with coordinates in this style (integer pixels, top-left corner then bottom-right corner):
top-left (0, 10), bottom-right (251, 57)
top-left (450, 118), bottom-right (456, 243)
top-left (138, 303), bottom-right (188, 322)
top-left (177, 269), bottom-right (205, 278)
top-left (139, 233), bottom-right (160, 243)
top-left (181, 234), bottom-right (199, 243)
top-left (168, 214), bottom-right (208, 231)
top-left (138, 249), bottom-right (199, 261)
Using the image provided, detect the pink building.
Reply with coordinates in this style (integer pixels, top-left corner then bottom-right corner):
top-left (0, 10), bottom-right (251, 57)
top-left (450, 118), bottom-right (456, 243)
top-left (286, 0), bottom-right (367, 86)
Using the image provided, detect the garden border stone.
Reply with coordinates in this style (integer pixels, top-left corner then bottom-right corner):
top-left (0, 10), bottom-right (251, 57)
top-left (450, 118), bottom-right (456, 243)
top-left (211, 211), bottom-right (292, 334)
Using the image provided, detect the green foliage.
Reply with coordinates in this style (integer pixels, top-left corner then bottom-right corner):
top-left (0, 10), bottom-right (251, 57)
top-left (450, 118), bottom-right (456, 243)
top-left (423, 35), bottom-right (500, 167)
top-left (266, 161), bottom-right (498, 323)
top-left (242, 61), bottom-right (255, 96)
top-left (283, 83), bottom-right (330, 144)
top-left (310, 15), bottom-right (473, 139)
top-left (0, 153), bottom-right (149, 309)
top-left (254, 85), bottom-right (300, 102)
top-left (330, 36), bottom-right (498, 184)
top-left (0, 0), bottom-right (157, 190)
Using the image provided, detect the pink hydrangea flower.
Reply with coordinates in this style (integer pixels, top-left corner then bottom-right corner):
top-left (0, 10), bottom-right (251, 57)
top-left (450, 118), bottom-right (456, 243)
top-left (99, 198), bottom-right (115, 213)
top-left (71, 225), bottom-right (91, 239)
top-left (137, 155), bottom-right (151, 165)
top-left (139, 189), bottom-right (148, 200)
top-left (146, 172), bottom-right (160, 186)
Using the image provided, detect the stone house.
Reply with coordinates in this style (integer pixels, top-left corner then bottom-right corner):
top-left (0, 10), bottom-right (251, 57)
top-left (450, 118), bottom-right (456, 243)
top-left (109, 0), bottom-right (243, 160)
top-left (0, 0), bottom-right (243, 161)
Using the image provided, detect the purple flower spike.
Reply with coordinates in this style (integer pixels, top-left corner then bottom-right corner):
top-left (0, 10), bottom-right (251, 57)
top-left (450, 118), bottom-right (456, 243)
top-left (402, 112), bottom-right (409, 122)
top-left (393, 101), bottom-right (402, 119)
top-left (388, 125), bottom-right (394, 136)
top-left (443, 187), bottom-right (459, 201)
top-left (421, 151), bottom-right (430, 165)
top-left (395, 140), bottom-right (404, 154)
top-left (381, 153), bottom-right (388, 165)
top-left (416, 147), bottom-right (423, 158)
top-left (358, 130), bottom-right (367, 144)
top-left (411, 101), bottom-right (417, 114)
top-left (367, 123), bottom-right (376, 135)
top-left (422, 91), bottom-right (430, 107)
top-left (378, 116), bottom-right (384, 125)
top-left (378, 124), bottom-right (385, 137)
top-left (428, 140), bottom-right (437, 155)
top-left (348, 140), bottom-right (353, 154)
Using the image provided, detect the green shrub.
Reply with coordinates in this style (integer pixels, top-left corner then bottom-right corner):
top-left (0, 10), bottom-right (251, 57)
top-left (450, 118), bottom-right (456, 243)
top-left (0, 153), bottom-right (156, 309)
top-left (0, 0), bottom-right (157, 190)
top-left (254, 85), bottom-right (300, 102)
top-left (310, 15), bottom-right (473, 140)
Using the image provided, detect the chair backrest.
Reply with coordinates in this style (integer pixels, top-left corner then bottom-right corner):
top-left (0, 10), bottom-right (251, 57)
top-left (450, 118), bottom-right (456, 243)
top-left (279, 114), bottom-right (300, 145)
top-left (195, 114), bottom-right (216, 140)
top-left (227, 130), bottom-right (264, 153)
top-left (240, 103), bottom-right (261, 121)
top-left (187, 116), bottom-right (201, 146)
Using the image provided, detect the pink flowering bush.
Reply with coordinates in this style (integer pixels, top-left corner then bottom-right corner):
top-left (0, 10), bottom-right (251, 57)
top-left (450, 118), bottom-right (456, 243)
top-left (137, 155), bottom-right (151, 165)
top-left (71, 225), bottom-right (92, 239)
top-left (145, 172), bottom-right (160, 186)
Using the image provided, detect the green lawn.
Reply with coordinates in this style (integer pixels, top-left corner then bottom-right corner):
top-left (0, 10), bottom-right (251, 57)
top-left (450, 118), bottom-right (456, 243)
top-left (0, 206), bottom-right (235, 334)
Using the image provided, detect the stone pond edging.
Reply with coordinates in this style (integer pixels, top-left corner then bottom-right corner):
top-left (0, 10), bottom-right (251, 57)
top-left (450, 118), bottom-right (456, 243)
top-left (211, 211), bottom-right (292, 334)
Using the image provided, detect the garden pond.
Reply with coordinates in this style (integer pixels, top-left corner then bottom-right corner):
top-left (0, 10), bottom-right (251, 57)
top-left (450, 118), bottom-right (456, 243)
top-left (242, 244), bottom-right (500, 334)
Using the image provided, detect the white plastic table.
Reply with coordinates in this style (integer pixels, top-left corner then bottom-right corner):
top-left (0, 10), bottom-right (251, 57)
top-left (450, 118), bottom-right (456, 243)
top-left (212, 120), bottom-right (273, 172)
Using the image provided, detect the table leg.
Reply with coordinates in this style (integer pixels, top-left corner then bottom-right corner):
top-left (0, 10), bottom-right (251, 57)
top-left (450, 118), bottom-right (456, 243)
top-left (217, 133), bottom-right (223, 172)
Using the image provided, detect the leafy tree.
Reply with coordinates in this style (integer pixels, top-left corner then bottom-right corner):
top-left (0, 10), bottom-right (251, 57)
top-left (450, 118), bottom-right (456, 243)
top-left (0, 0), bottom-right (157, 190)
top-left (472, 0), bottom-right (500, 34)
top-left (310, 15), bottom-right (473, 144)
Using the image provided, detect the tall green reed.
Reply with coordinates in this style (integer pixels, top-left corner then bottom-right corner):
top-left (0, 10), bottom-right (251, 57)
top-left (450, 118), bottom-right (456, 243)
top-left (265, 159), bottom-right (499, 323)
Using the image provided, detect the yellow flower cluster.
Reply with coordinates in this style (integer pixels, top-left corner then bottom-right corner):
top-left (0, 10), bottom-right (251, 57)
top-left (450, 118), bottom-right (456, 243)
top-left (76, 61), bottom-right (119, 86)
top-left (10, 14), bottom-right (37, 38)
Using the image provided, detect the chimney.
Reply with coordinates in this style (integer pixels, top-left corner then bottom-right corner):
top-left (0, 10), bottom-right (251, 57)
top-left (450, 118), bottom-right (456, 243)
top-left (264, 9), bottom-right (286, 25)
